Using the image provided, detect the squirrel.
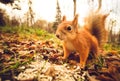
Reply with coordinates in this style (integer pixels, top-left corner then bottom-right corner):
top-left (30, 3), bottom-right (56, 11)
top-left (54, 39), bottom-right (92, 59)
top-left (55, 12), bottom-right (108, 69)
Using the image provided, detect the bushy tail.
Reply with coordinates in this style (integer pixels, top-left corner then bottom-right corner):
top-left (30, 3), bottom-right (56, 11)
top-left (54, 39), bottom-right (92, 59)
top-left (85, 13), bottom-right (109, 46)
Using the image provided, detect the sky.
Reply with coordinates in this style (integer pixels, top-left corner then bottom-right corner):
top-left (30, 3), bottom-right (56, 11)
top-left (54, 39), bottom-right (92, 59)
top-left (0, 0), bottom-right (120, 32)
top-left (0, 0), bottom-right (91, 22)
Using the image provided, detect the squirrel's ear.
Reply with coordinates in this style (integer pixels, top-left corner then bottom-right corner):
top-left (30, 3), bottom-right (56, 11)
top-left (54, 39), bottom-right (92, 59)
top-left (103, 13), bottom-right (109, 20)
top-left (72, 14), bottom-right (79, 32)
top-left (72, 14), bottom-right (79, 26)
top-left (62, 16), bottom-right (66, 22)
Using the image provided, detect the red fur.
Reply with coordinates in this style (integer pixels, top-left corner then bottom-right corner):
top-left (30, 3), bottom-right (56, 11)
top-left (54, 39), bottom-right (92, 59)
top-left (56, 13), bottom-right (108, 68)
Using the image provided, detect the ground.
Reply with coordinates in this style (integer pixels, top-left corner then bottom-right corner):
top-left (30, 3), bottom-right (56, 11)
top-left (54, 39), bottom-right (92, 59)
top-left (0, 27), bottom-right (120, 81)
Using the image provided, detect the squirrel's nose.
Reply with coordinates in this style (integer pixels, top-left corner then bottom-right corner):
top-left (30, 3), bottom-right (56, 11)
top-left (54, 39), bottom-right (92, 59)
top-left (56, 34), bottom-right (60, 38)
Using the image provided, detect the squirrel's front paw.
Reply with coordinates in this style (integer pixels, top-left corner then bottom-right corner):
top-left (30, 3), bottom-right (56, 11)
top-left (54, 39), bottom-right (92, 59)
top-left (79, 64), bottom-right (88, 70)
top-left (79, 64), bottom-right (85, 69)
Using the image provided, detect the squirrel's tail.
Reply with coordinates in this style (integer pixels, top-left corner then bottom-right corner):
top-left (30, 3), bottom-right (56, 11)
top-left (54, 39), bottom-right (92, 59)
top-left (85, 13), bottom-right (109, 46)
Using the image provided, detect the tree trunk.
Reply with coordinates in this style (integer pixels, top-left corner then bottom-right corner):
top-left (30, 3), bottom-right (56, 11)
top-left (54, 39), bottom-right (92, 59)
top-left (96, 0), bottom-right (102, 12)
top-left (73, 0), bottom-right (76, 16)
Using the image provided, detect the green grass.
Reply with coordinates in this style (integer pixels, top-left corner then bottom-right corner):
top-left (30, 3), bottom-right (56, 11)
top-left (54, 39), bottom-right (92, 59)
top-left (0, 26), bottom-right (57, 40)
top-left (103, 43), bottom-right (120, 52)
top-left (0, 25), bottom-right (62, 48)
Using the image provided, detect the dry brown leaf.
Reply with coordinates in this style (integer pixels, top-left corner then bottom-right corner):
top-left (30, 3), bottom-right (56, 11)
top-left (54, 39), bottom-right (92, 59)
top-left (45, 66), bottom-right (56, 77)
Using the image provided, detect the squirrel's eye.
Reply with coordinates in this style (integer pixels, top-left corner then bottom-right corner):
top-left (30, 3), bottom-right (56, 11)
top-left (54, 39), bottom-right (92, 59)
top-left (67, 26), bottom-right (71, 31)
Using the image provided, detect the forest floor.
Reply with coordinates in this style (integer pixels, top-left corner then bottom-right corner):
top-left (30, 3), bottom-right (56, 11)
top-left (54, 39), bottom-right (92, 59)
top-left (0, 27), bottom-right (120, 81)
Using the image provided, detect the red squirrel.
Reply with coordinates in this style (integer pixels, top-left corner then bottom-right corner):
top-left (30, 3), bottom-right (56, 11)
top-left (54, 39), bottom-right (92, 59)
top-left (56, 13), bottom-right (108, 68)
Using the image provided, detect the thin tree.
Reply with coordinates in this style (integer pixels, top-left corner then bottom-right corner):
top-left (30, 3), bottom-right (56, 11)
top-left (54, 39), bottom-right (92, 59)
top-left (25, 0), bottom-right (35, 27)
top-left (117, 29), bottom-right (120, 45)
top-left (108, 19), bottom-right (116, 43)
top-left (73, 0), bottom-right (76, 16)
top-left (53, 0), bottom-right (61, 31)
top-left (96, 0), bottom-right (102, 12)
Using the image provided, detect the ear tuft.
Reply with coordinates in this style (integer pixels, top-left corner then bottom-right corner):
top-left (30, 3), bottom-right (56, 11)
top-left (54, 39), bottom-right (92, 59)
top-left (74, 14), bottom-right (79, 20)
top-left (72, 14), bottom-right (79, 33)
top-left (73, 14), bottom-right (79, 26)
top-left (103, 13), bottom-right (109, 20)
top-left (62, 16), bottom-right (66, 22)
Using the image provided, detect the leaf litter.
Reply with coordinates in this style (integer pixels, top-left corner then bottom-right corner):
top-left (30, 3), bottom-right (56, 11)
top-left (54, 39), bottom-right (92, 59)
top-left (0, 32), bottom-right (120, 81)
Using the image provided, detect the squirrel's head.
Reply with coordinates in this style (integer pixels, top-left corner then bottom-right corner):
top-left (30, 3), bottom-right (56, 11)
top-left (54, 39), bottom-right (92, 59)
top-left (56, 14), bottom-right (79, 41)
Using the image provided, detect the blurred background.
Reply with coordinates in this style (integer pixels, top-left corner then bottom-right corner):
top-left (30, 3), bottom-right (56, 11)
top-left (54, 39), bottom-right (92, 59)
top-left (0, 0), bottom-right (120, 44)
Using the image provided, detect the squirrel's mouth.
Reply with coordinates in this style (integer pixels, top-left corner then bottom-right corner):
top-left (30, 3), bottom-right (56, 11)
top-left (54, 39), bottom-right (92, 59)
top-left (57, 37), bottom-right (63, 40)
top-left (56, 35), bottom-right (64, 40)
